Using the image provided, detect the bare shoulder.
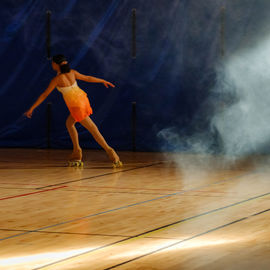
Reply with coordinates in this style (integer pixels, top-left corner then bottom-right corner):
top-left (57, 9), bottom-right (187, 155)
top-left (51, 76), bottom-right (59, 85)
top-left (71, 69), bottom-right (88, 81)
top-left (70, 69), bottom-right (77, 74)
top-left (71, 69), bottom-right (80, 77)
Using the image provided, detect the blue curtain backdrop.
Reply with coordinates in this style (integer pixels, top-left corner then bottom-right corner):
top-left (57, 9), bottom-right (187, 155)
top-left (0, 0), bottom-right (269, 151)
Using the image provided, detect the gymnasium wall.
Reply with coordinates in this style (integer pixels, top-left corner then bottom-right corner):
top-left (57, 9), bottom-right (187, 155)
top-left (0, 0), bottom-right (269, 153)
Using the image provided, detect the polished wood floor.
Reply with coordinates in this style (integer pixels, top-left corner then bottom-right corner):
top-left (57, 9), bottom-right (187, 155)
top-left (0, 148), bottom-right (269, 270)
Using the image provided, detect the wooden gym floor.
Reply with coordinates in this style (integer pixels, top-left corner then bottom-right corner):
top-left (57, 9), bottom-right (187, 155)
top-left (0, 148), bottom-right (269, 270)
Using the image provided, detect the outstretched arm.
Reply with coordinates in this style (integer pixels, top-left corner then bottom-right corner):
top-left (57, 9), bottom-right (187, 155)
top-left (24, 78), bottom-right (57, 118)
top-left (72, 69), bottom-right (115, 88)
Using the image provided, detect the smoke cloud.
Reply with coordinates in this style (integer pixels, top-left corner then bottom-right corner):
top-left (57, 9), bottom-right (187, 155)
top-left (158, 35), bottom-right (270, 159)
top-left (211, 39), bottom-right (270, 156)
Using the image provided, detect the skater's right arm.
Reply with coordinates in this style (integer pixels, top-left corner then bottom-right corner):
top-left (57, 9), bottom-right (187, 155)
top-left (72, 69), bottom-right (115, 88)
top-left (24, 78), bottom-right (57, 118)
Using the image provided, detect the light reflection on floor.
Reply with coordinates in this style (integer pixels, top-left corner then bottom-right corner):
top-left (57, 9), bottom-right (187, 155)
top-left (0, 247), bottom-right (95, 268)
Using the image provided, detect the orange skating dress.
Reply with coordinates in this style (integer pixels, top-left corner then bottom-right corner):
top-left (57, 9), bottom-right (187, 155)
top-left (56, 81), bottom-right (93, 122)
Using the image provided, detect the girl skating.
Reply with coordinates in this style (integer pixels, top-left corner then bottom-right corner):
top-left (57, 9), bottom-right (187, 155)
top-left (25, 54), bottom-right (123, 168)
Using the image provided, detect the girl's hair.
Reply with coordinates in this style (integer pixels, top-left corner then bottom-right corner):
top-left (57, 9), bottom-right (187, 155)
top-left (52, 54), bottom-right (71, 74)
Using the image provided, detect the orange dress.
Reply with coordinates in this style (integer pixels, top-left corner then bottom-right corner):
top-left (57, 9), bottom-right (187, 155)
top-left (57, 81), bottom-right (93, 122)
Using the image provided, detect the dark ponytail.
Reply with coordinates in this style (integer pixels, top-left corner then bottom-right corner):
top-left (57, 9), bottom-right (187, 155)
top-left (52, 54), bottom-right (71, 74)
top-left (59, 63), bottom-right (71, 73)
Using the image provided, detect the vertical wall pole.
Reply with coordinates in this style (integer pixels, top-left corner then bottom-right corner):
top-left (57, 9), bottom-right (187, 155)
top-left (46, 10), bottom-right (52, 60)
top-left (47, 102), bottom-right (52, 149)
top-left (132, 8), bottom-right (137, 59)
top-left (132, 8), bottom-right (137, 151)
top-left (46, 10), bottom-right (52, 148)
top-left (132, 102), bottom-right (137, 152)
top-left (220, 6), bottom-right (225, 58)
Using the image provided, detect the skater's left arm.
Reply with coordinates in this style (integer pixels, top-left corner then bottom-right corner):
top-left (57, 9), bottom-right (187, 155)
top-left (72, 70), bottom-right (115, 88)
top-left (24, 78), bottom-right (57, 118)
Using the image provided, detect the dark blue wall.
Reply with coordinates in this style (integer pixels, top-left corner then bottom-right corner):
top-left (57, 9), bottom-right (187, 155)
top-left (0, 0), bottom-right (269, 151)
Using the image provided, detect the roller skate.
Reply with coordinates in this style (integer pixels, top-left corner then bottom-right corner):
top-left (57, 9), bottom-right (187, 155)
top-left (106, 147), bottom-right (123, 168)
top-left (68, 149), bottom-right (84, 167)
top-left (113, 160), bottom-right (123, 168)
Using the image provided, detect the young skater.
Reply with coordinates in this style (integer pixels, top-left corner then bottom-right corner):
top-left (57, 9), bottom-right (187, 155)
top-left (24, 54), bottom-right (122, 168)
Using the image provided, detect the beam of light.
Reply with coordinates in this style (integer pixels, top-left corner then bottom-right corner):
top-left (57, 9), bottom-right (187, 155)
top-left (0, 237), bottom-right (243, 268)
top-left (110, 237), bottom-right (241, 259)
top-left (169, 238), bottom-right (239, 250)
top-left (0, 247), bottom-right (95, 268)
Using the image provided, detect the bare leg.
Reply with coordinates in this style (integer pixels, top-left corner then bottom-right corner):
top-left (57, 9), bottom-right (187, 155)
top-left (79, 116), bottom-right (120, 162)
top-left (66, 114), bottom-right (82, 159)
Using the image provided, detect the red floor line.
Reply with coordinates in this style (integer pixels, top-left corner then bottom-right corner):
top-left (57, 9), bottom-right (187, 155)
top-left (0, 185), bottom-right (67, 201)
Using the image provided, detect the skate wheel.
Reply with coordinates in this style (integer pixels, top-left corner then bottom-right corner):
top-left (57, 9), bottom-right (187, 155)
top-left (67, 160), bottom-right (84, 167)
top-left (113, 161), bottom-right (123, 168)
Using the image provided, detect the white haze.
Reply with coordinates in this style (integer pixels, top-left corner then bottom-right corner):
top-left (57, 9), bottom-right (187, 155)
top-left (212, 38), bottom-right (270, 156)
top-left (158, 35), bottom-right (270, 158)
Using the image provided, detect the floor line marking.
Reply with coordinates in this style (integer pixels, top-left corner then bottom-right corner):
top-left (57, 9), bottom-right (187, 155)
top-left (0, 186), bottom-right (67, 201)
top-left (0, 182), bottom-right (41, 186)
top-left (33, 194), bottom-right (270, 270)
top-left (0, 163), bottom-right (162, 190)
top-left (61, 189), bottom-right (236, 198)
top-left (0, 187), bottom-right (37, 190)
top-left (0, 228), bottom-right (130, 238)
top-left (0, 228), bottom-right (177, 240)
top-left (36, 162), bottom-right (163, 190)
top-left (67, 185), bottom-right (239, 193)
top-left (62, 189), bottom-right (169, 196)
